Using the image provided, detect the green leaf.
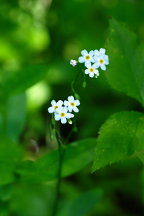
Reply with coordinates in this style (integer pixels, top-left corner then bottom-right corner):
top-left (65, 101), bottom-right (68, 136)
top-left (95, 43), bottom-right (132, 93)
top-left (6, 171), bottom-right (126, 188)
top-left (3, 64), bottom-right (48, 97)
top-left (92, 111), bottom-right (144, 172)
top-left (58, 189), bottom-right (103, 216)
top-left (106, 19), bottom-right (144, 106)
top-left (17, 138), bottom-right (96, 183)
top-left (0, 137), bottom-right (22, 185)
top-left (0, 94), bottom-right (26, 141)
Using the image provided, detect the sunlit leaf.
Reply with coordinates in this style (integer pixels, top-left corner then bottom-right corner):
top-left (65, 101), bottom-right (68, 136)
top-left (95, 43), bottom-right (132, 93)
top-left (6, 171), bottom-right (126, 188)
top-left (3, 65), bottom-right (48, 97)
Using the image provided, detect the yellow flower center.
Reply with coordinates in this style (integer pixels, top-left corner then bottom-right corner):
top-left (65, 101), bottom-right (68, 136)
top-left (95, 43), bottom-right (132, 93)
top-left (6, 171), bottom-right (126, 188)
top-left (89, 68), bottom-right (94, 72)
top-left (60, 112), bottom-right (65, 117)
top-left (54, 105), bottom-right (58, 110)
top-left (85, 55), bottom-right (90, 60)
top-left (99, 59), bottom-right (104, 64)
top-left (70, 102), bottom-right (75, 107)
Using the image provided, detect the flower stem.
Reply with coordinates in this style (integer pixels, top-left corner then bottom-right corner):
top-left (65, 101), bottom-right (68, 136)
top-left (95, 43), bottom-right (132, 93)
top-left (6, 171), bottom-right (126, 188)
top-left (51, 123), bottom-right (64, 216)
top-left (71, 69), bottom-right (81, 99)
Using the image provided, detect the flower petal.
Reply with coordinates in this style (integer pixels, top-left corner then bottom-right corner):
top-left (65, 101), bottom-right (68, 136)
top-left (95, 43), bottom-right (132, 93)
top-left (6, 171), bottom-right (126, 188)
top-left (48, 107), bottom-right (54, 113)
top-left (85, 62), bottom-right (91, 68)
top-left (68, 96), bottom-right (74, 102)
top-left (64, 100), bottom-right (69, 106)
top-left (61, 117), bottom-right (67, 124)
top-left (75, 100), bottom-right (80, 106)
top-left (89, 50), bottom-right (94, 56)
top-left (81, 50), bottom-right (88, 56)
top-left (94, 50), bottom-right (99, 56)
top-left (78, 56), bottom-right (85, 63)
top-left (51, 100), bottom-right (56, 106)
top-left (63, 107), bottom-right (68, 113)
top-left (73, 107), bottom-right (79, 112)
top-left (94, 69), bottom-right (99, 76)
top-left (84, 61), bottom-right (91, 66)
top-left (85, 69), bottom-right (89, 74)
top-left (100, 48), bottom-right (105, 54)
top-left (66, 113), bottom-right (73, 118)
top-left (101, 64), bottom-right (106, 71)
top-left (57, 100), bottom-right (63, 106)
top-left (54, 114), bottom-right (61, 121)
top-left (68, 107), bottom-right (73, 112)
top-left (93, 62), bottom-right (99, 68)
top-left (89, 73), bottom-right (94, 78)
top-left (91, 58), bottom-right (95, 63)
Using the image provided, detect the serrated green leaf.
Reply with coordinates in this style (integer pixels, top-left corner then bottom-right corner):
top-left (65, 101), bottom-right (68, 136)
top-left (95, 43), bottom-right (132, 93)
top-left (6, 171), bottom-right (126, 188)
top-left (92, 111), bottom-right (144, 172)
top-left (3, 64), bottom-right (48, 97)
top-left (106, 19), bottom-right (144, 105)
top-left (17, 138), bottom-right (96, 183)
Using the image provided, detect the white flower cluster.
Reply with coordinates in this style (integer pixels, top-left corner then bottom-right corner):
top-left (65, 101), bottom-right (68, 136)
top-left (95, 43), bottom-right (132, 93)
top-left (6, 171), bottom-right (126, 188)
top-left (70, 48), bottom-right (109, 78)
top-left (48, 96), bottom-right (80, 124)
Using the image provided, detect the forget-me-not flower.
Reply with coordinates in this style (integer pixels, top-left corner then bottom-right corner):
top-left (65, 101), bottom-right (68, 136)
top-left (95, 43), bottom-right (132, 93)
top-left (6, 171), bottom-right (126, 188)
top-left (85, 63), bottom-right (99, 78)
top-left (48, 100), bottom-right (63, 113)
top-left (93, 48), bottom-right (109, 71)
top-left (78, 50), bottom-right (95, 66)
top-left (54, 107), bottom-right (74, 124)
top-left (64, 96), bottom-right (80, 113)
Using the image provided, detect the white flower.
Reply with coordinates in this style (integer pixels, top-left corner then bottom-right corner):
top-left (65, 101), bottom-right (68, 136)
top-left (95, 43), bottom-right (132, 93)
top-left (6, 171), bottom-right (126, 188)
top-left (70, 59), bottom-right (77, 67)
top-left (93, 48), bottom-right (109, 71)
top-left (78, 50), bottom-right (95, 66)
top-left (54, 107), bottom-right (74, 124)
top-left (48, 100), bottom-right (63, 113)
top-left (64, 96), bottom-right (80, 113)
top-left (85, 63), bottom-right (99, 78)
top-left (94, 48), bottom-right (106, 56)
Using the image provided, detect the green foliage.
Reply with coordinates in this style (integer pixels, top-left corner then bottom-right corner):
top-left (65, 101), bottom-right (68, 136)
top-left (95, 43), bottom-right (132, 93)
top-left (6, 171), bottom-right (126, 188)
top-left (17, 138), bottom-right (96, 183)
top-left (0, 0), bottom-right (144, 215)
top-left (0, 94), bottom-right (26, 141)
top-left (106, 19), bottom-right (144, 106)
top-left (0, 137), bottom-right (21, 185)
top-left (58, 189), bottom-right (103, 216)
top-left (92, 111), bottom-right (144, 172)
top-left (3, 65), bottom-right (48, 97)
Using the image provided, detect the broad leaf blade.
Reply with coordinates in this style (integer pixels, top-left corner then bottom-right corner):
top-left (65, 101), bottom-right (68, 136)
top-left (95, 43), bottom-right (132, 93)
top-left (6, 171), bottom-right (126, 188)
top-left (92, 111), bottom-right (144, 172)
top-left (106, 19), bottom-right (144, 105)
top-left (18, 138), bottom-right (96, 183)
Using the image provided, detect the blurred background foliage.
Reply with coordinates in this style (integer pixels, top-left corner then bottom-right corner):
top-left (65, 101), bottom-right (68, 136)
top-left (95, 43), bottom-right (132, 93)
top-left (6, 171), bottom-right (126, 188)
top-left (0, 0), bottom-right (144, 215)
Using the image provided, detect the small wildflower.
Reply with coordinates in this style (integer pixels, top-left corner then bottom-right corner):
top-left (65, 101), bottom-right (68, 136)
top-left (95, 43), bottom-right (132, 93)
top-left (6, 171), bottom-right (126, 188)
top-left (54, 107), bottom-right (74, 124)
top-left (78, 50), bottom-right (95, 66)
top-left (94, 48), bottom-right (106, 56)
top-left (85, 63), bottom-right (99, 78)
top-left (64, 96), bottom-right (80, 113)
top-left (70, 59), bottom-right (77, 67)
top-left (48, 100), bottom-right (63, 113)
top-left (93, 48), bottom-right (109, 71)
